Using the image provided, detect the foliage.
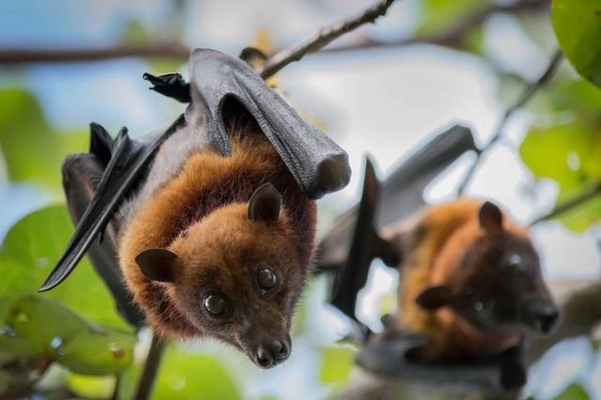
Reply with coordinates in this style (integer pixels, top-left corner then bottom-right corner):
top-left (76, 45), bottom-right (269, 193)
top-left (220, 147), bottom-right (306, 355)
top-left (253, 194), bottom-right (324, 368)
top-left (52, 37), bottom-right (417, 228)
top-left (0, 205), bottom-right (129, 329)
top-left (1, 294), bottom-right (134, 375)
top-left (553, 383), bottom-right (590, 400)
top-left (0, 89), bottom-right (87, 189)
top-left (552, 0), bottom-right (601, 88)
top-left (520, 79), bottom-right (601, 231)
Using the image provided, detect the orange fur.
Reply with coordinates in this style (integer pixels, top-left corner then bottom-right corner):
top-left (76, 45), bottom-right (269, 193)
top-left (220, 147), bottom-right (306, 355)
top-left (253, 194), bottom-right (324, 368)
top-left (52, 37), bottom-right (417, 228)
top-left (119, 127), bottom-right (316, 338)
top-left (388, 199), bottom-right (529, 361)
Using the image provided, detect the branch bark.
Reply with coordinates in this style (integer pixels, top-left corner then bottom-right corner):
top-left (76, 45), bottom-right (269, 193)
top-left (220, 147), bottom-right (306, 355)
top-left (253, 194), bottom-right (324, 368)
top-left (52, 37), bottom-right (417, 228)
top-left (326, 0), bottom-right (549, 54)
top-left (133, 331), bottom-right (166, 400)
top-left (258, 0), bottom-right (397, 78)
top-left (530, 182), bottom-right (601, 225)
top-left (0, 43), bottom-right (189, 65)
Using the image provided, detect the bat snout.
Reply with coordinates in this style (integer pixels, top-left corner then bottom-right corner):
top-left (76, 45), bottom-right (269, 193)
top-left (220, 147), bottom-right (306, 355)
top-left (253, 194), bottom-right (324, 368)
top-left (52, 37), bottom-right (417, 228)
top-left (528, 303), bottom-right (559, 334)
top-left (254, 339), bottom-right (290, 369)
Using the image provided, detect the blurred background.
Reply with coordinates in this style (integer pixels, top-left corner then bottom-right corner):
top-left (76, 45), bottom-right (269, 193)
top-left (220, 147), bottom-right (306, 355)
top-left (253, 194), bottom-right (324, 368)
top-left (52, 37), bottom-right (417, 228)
top-left (0, 0), bottom-right (600, 399)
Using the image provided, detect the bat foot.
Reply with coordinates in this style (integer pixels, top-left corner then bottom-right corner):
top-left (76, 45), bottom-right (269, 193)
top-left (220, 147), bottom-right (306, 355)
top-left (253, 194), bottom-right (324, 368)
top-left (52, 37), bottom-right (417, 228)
top-left (500, 360), bottom-right (526, 390)
top-left (239, 47), bottom-right (267, 67)
top-left (499, 345), bottom-right (527, 390)
top-left (143, 72), bottom-right (191, 103)
top-left (355, 330), bottom-right (430, 375)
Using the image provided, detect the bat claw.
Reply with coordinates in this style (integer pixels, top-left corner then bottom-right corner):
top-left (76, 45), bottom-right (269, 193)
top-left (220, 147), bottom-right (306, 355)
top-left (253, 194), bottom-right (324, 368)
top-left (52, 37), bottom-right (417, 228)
top-left (143, 72), bottom-right (191, 103)
top-left (239, 47), bottom-right (267, 66)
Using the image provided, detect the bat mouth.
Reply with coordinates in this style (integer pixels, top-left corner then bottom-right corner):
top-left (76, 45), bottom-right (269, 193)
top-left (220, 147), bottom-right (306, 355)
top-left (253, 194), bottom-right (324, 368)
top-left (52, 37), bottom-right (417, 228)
top-left (525, 305), bottom-right (560, 335)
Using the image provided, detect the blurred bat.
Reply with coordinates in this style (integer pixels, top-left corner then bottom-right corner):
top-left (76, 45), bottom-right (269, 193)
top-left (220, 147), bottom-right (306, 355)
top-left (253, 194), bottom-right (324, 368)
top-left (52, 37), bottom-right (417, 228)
top-left (320, 125), bottom-right (476, 324)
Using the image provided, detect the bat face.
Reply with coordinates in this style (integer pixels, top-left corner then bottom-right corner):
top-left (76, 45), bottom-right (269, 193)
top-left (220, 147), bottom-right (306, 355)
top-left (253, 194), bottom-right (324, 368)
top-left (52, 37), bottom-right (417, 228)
top-left (135, 185), bottom-right (306, 368)
top-left (450, 236), bottom-right (558, 336)
top-left (417, 202), bottom-right (559, 337)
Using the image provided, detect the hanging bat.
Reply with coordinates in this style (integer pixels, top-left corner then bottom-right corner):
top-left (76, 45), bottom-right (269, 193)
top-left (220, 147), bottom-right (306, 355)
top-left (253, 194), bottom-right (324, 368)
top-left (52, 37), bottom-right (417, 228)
top-left (39, 48), bottom-right (351, 369)
top-left (363, 199), bottom-right (559, 389)
top-left (319, 125), bottom-right (557, 391)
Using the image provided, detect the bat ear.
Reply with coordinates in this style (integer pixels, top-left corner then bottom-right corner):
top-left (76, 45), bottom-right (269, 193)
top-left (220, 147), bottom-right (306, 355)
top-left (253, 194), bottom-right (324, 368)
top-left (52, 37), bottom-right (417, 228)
top-left (479, 201), bottom-right (503, 232)
top-left (248, 183), bottom-right (282, 224)
top-left (416, 285), bottom-right (454, 310)
top-left (135, 248), bottom-right (180, 282)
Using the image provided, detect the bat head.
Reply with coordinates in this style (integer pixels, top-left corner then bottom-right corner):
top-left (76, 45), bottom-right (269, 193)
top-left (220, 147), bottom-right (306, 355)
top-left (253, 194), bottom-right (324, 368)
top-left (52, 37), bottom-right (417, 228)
top-left (416, 202), bottom-right (560, 337)
top-left (135, 183), bottom-right (305, 368)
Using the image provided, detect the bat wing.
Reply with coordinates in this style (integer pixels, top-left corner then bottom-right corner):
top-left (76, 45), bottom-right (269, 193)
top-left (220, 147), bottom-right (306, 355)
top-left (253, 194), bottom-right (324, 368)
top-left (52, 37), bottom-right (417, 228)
top-left (317, 124), bottom-right (476, 273)
top-left (330, 157), bottom-right (399, 327)
top-left (378, 124), bottom-right (476, 227)
top-left (39, 117), bottom-right (185, 292)
top-left (57, 125), bottom-right (145, 327)
top-left (186, 48), bottom-right (351, 199)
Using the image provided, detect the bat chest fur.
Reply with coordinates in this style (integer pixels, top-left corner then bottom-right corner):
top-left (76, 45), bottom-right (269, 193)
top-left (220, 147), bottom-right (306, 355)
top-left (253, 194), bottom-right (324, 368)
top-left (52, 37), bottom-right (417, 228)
top-left (397, 200), bottom-right (519, 361)
top-left (118, 133), bottom-right (316, 338)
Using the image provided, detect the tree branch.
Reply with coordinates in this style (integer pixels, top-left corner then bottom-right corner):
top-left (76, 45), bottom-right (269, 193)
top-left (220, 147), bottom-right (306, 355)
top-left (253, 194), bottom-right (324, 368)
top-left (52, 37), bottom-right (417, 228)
top-left (258, 0), bottom-right (398, 78)
top-left (325, 0), bottom-right (549, 54)
top-left (133, 331), bottom-right (166, 400)
top-left (530, 182), bottom-right (601, 225)
top-left (456, 49), bottom-right (563, 195)
top-left (0, 43), bottom-right (189, 65)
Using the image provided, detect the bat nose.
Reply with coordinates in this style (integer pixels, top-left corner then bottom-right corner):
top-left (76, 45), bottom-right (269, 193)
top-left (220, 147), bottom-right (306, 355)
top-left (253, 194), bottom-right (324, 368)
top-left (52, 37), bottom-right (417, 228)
top-left (533, 305), bottom-right (559, 334)
top-left (255, 340), bottom-right (289, 368)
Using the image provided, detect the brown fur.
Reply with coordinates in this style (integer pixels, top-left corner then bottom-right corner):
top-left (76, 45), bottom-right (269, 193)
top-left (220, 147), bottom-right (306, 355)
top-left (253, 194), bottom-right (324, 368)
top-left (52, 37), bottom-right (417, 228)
top-left (119, 124), bottom-right (316, 339)
top-left (386, 199), bottom-right (533, 362)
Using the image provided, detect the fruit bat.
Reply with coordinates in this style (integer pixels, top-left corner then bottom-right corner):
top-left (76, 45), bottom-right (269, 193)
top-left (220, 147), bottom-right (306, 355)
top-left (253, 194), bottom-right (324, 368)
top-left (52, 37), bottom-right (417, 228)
top-left (39, 48), bottom-right (351, 368)
top-left (319, 125), bottom-right (556, 392)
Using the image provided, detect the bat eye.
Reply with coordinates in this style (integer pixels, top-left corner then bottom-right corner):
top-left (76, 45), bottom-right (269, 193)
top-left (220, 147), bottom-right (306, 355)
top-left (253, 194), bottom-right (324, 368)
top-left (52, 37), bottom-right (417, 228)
top-left (203, 294), bottom-right (227, 316)
top-left (507, 254), bottom-right (528, 271)
top-left (256, 266), bottom-right (277, 291)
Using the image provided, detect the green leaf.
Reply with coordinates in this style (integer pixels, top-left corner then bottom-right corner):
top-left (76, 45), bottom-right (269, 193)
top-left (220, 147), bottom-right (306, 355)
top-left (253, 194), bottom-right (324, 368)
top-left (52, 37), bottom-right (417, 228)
top-left (553, 382), bottom-right (590, 400)
top-left (153, 344), bottom-right (241, 400)
top-left (0, 88), bottom-right (88, 188)
top-left (119, 341), bottom-right (241, 400)
top-left (57, 328), bottom-right (133, 375)
top-left (0, 205), bottom-right (130, 329)
top-left (552, 0), bottom-right (601, 87)
top-left (66, 374), bottom-right (116, 400)
top-left (520, 123), bottom-right (601, 230)
top-left (319, 346), bottom-right (355, 385)
top-left (520, 124), bottom-right (598, 191)
top-left (417, 0), bottom-right (485, 37)
top-left (0, 370), bottom-right (9, 394)
top-left (549, 79), bottom-right (601, 113)
top-left (0, 295), bottom-right (134, 375)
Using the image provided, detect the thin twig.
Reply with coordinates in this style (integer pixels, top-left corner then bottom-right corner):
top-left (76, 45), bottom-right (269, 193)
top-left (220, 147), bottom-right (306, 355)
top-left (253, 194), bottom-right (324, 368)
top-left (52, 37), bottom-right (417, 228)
top-left (111, 374), bottom-right (122, 400)
top-left (325, 0), bottom-right (549, 54)
top-left (530, 182), bottom-right (601, 225)
top-left (456, 49), bottom-right (563, 195)
top-left (258, 0), bottom-right (397, 78)
top-left (133, 331), bottom-right (167, 400)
